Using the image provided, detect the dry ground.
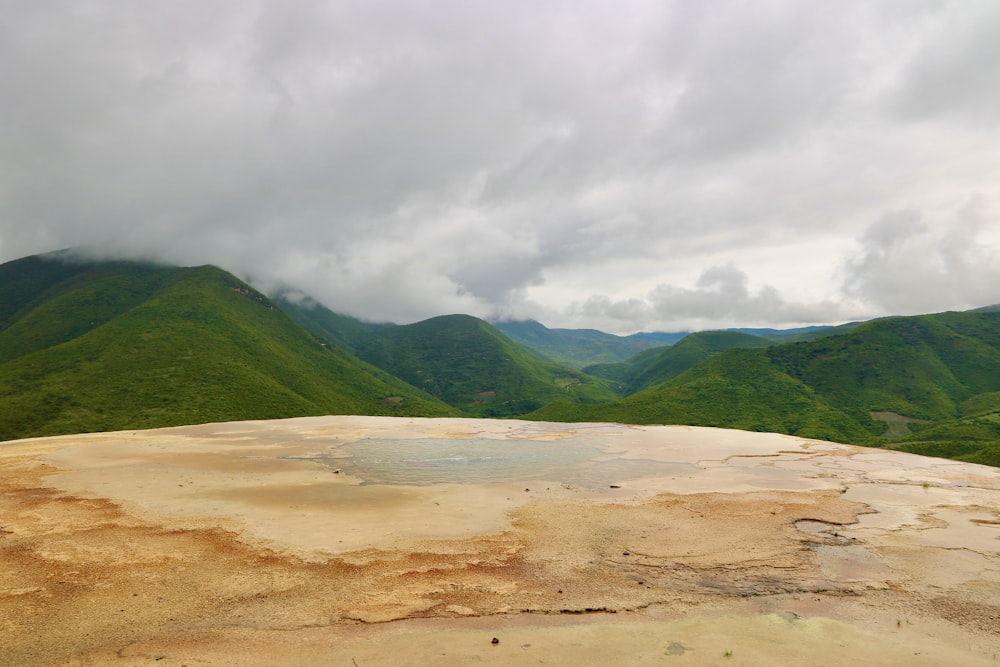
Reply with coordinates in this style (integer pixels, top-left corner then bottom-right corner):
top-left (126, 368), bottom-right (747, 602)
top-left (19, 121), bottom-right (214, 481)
top-left (2, 417), bottom-right (999, 665)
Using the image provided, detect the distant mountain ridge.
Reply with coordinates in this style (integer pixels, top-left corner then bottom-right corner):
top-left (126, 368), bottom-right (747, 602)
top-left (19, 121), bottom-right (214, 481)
top-left (278, 302), bottom-right (618, 417)
top-left (532, 310), bottom-right (1000, 466)
top-left (2, 251), bottom-right (999, 468)
top-left (585, 330), bottom-right (773, 393)
top-left (491, 318), bottom-right (686, 368)
top-left (492, 319), bottom-right (862, 370)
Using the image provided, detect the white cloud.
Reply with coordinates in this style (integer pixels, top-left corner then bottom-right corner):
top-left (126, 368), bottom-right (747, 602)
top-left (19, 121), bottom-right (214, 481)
top-left (843, 195), bottom-right (1000, 314)
top-left (561, 264), bottom-right (853, 334)
top-left (2, 0), bottom-right (999, 331)
top-left (891, 0), bottom-right (1000, 124)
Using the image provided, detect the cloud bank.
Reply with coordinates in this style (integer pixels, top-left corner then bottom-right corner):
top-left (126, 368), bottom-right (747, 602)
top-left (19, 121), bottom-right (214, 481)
top-left (2, 0), bottom-right (999, 332)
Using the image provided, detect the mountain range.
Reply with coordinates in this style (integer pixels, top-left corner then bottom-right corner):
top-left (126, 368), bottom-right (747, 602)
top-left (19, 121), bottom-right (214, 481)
top-left (0, 253), bottom-right (455, 440)
top-left (2, 251), bottom-right (998, 467)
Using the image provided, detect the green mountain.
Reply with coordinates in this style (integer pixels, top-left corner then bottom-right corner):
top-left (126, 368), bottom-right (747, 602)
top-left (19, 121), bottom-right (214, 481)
top-left (765, 312), bottom-right (1000, 423)
top-left (0, 254), bottom-right (454, 440)
top-left (753, 320), bottom-right (864, 344)
top-left (890, 410), bottom-right (1000, 467)
top-left (532, 310), bottom-right (1000, 465)
top-left (581, 346), bottom-right (665, 390)
top-left (350, 314), bottom-right (618, 417)
top-left (274, 293), bottom-right (385, 354)
top-left (5, 251), bottom-right (1000, 467)
top-left (492, 319), bottom-right (685, 369)
top-left (493, 319), bottom-right (857, 370)
top-left (278, 300), bottom-right (621, 417)
top-left (533, 348), bottom-right (873, 443)
top-left (726, 325), bottom-right (830, 338)
top-left (586, 330), bottom-right (772, 393)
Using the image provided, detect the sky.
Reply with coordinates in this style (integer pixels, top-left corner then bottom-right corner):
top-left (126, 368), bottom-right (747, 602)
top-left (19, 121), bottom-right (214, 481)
top-left (2, 1), bottom-right (1000, 334)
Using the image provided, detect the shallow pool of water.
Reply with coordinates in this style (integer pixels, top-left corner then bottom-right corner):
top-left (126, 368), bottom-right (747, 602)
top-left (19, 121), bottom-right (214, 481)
top-left (334, 437), bottom-right (697, 488)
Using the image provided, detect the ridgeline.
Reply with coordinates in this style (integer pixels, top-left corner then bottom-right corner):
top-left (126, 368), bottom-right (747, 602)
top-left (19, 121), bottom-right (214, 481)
top-left (2, 252), bottom-right (999, 467)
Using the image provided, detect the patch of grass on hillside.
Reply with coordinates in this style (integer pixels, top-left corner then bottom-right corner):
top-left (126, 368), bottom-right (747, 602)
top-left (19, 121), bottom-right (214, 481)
top-left (888, 411), bottom-right (1000, 467)
top-left (870, 411), bottom-right (927, 437)
top-left (960, 391), bottom-right (1000, 417)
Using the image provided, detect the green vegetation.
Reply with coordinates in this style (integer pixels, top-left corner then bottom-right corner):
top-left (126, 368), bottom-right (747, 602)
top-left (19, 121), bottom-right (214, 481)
top-left (962, 391), bottom-right (1000, 416)
top-left (584, 346), bottom-right (665, 391)
top-left (534, 348), bottom-right (871, 443)
top-left (274, 293), bottom-right (386, 354)
top-left (493, 319), bottom-right (685, 369)
top-left (766, 312), bottom-right (1000, 424)
top-left (888, 411), bottom-right (1000, 467)
top-left (350, 314), bottom-right (619, 417)
top-left (585, 330), bottom-right (771, 394)
top-left (753, 320), bottom-right (863, 344)
top-left (0, 257), bottom-right (453, 440)
top-left (537, 310), bottom-right (1000, 465)
top-left (4, 252), bottom-right (1000, 469)
top-left (0, 258), bottom-right (178, 365)
top-left (627, 330), bottom-right (772, 392)
top-left (495, 320), bottom-right (854, 370)
top-left (280, 302), bottom-right (621, 417)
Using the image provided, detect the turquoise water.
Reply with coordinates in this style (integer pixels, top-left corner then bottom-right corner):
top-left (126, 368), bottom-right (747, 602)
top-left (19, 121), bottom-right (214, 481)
top-left (334, 437), bottom-right (696, 488)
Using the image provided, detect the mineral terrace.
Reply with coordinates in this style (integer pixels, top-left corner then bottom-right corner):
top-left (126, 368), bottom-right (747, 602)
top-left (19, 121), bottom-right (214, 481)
top-left (2, 417), bottom-right (999, 665)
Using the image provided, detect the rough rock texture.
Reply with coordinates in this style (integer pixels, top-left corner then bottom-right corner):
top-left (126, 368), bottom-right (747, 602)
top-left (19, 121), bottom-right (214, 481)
top-left (2, 417), bottom-right (999, 665)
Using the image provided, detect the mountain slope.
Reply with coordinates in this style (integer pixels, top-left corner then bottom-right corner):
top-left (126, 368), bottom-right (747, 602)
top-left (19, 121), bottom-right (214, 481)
top-left (533, 310), bottom-right (1000, 462)
top-left (277, 301), bottom-right (621, 417)
top-left (534, 348), bottom-right (872, 442)
top-left (492, 319), bottom-right (685, 368)
top-left (0, 256), bottom-right (179, 366)
top-left (890, 410), bottom-right (1000, 467)
top-left (765, 311), bottom-right (1000, 422)
top-left (274, 294), bottom-right (386, 354)
top-left (586, 330), bottom-right (772, 393)
top-left (6, 252), bottom-right (1000, 467)
top-left (0, 252), bottom-right (97, 331)
top-left (0, 256), bottom-right (454, 440)
top-left (353, 314), bottom-right (619, 417)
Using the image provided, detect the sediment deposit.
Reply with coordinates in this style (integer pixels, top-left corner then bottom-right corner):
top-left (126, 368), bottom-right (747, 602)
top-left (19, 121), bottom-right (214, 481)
top-left (2, 417), bottom-right (999, 665)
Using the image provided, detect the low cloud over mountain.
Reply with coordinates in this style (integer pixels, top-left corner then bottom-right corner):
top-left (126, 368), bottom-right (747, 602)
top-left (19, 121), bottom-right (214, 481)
top-left (2, 1), bottom-right (999, 332)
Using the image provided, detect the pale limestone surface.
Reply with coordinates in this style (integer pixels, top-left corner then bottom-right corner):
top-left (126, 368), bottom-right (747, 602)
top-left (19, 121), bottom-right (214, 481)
top-left (2, 416), bottom-right (999, 665)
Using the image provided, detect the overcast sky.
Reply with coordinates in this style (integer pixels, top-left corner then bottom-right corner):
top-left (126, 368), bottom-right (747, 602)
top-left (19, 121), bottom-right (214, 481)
top-left (2, 1), bottom-right (1000, 333)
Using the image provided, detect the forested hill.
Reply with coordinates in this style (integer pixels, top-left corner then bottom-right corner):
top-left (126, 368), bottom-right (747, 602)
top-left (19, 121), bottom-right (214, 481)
top-left (531, 310), bottom-right (1000, 467)
top-left (0, 254), bottom-right (454, 440)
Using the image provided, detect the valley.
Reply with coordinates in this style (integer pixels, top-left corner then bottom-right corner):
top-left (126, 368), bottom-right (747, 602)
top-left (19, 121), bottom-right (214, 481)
top-left (2, 251), bottom-right (1000, 469)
